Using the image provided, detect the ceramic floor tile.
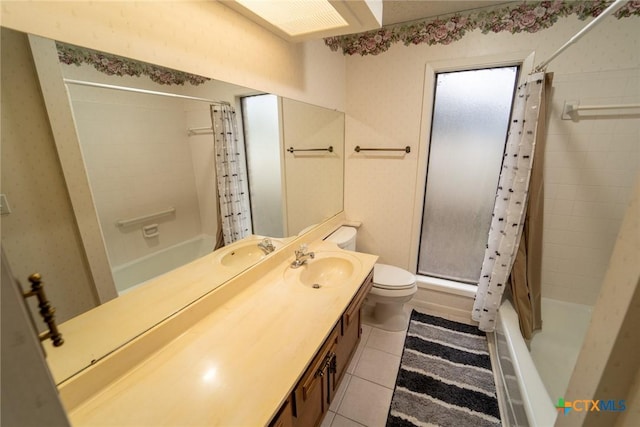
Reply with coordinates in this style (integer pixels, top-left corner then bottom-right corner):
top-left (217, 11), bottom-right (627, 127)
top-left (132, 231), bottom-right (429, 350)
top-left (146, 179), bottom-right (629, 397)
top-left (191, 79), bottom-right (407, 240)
top-left (337, 376), bottom-right (393, 427)
top-left (331, 414), bottom-right (367, 427)
top-left (366, 328), bottom-right (407, 356)
top-left (353, 347), bottom-right (401, 388)
top-left (360, 324), bottom-right (373, 344)
top-left (329, 373), bottom-right (352, 412)
top-left (346, 335), bottom-right (368, 375)
top-left (403, 303), bottom-right (417, 315)
top-left (320, 410), bottom-right (335, 427)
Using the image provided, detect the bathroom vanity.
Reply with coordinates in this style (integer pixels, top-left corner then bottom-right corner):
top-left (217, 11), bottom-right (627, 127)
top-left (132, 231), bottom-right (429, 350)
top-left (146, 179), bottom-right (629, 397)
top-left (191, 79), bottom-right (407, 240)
top-left (53, 219), bottom-right (377, 426)
top-left (281, 269), bottom-right (373, 427)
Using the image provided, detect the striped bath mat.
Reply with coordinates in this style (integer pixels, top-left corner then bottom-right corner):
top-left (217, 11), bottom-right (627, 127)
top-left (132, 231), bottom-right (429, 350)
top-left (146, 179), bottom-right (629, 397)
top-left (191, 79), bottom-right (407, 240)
top-left (387, 310), bottom-right (501, 427)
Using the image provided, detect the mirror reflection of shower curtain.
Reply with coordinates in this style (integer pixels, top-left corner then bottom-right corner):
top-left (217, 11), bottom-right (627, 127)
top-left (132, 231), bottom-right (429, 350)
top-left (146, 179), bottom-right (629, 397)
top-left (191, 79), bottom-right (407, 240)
top-left (210, 104), bottom-right (253, 246)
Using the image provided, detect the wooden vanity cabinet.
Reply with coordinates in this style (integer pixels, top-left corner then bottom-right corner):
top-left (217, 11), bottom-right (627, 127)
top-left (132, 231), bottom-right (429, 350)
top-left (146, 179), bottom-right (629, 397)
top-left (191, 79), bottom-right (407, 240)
top-left (288, 269), bottom-right (374, 427)
top-left (334, 270), bottom-right (373, 390)
top-left (270, 398), bottom-right (294, 427)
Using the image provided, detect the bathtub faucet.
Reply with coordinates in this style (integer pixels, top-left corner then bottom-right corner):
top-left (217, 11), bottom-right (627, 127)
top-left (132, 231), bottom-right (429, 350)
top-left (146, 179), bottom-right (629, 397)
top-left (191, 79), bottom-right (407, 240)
top-left (258, 238), bottom-right (276, 254)
top-left (291, 244), bottom-right (314, 268)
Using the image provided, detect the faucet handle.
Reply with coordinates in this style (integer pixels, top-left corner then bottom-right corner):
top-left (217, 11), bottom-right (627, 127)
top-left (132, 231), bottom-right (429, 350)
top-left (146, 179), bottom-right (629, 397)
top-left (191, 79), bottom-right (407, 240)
top-left (295, 244), bottom-right (309, 258)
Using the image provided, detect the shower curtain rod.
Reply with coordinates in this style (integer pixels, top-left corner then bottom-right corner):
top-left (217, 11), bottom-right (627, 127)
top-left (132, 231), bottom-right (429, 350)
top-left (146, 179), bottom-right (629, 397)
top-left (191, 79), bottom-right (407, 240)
top-left (534, 0), bottom-right (627, 72)
top-left (63, 78), bottom-right (229, 105)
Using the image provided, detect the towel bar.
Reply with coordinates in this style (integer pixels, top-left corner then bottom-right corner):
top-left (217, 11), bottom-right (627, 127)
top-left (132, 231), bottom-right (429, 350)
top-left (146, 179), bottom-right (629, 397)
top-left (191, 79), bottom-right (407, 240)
top-left (287, 146), bottom-right (333, 153)
top-left (354, 146), bottom-right (411, 153)
top-left (561, 101), bottom-right (640, 120)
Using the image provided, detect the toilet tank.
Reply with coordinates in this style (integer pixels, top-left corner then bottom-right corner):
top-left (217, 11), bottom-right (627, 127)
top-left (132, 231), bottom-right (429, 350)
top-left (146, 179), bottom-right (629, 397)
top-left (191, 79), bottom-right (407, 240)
top-left (326, 226), bottom-right (357, 251)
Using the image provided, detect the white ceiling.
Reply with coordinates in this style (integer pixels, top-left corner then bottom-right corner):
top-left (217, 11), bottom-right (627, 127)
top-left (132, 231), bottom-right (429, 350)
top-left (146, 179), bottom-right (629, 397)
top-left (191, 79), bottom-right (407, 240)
top-left (223, 1), bottom-right (519, 41)
top-left (381, 0), bottom-right (516, 26)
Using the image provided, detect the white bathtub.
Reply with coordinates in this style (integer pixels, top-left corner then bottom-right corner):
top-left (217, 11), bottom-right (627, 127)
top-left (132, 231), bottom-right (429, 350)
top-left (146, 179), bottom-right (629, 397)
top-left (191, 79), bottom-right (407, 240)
top-left (416, 274), bottom-right (477, 297)
top-left (410, 275), bottom-right (478, 323)
top-left (495, 298), bottom-right (592, 426)
top-left (112, 234), bottom-right (215, 295)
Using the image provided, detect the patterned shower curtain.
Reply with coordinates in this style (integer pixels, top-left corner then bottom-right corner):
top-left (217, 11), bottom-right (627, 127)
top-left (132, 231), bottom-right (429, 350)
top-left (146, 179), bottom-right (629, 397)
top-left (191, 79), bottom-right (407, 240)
top-left (472, 72), bottom-right (547, 332)
top-left (210, 104), bottom-right (252, 246)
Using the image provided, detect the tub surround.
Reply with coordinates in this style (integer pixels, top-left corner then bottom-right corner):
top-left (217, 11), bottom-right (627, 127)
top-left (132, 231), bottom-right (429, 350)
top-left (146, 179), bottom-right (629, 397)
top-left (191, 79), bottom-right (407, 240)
top-left (52, 215), bottom-right (378, 426)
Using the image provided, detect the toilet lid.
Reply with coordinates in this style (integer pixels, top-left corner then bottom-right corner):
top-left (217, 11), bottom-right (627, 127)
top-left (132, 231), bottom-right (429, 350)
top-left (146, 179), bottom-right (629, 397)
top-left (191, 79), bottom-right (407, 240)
top-left (373, 263), bottom-right (416, 290)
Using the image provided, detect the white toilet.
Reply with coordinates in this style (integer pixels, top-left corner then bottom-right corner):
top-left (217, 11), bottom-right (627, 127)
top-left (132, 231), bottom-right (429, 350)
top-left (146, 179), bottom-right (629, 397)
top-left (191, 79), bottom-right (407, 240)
top-left (326, 226), bottom-right (417, 331)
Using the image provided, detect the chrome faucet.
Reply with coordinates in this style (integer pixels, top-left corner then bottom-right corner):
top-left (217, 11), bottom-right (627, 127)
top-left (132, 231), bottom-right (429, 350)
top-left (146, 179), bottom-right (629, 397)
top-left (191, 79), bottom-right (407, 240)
top-left (291, 244), bottom-right (315, 268)
top-left (258, 238), bottom-right (276, 254)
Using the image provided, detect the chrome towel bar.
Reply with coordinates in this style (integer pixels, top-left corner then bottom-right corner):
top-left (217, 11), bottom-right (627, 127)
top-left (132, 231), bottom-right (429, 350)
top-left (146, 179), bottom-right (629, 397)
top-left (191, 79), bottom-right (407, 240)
top-left (354, 145), bottom-right (411, 153)
top-left (287, 146), bottom-right (333, 153)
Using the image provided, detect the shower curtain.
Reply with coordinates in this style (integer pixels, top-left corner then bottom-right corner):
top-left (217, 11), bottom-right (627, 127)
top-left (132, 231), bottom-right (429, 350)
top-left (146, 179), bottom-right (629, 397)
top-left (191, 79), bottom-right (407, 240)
top-left (472, 72), bottom-right (549, 333)
top-left (210, 104), bottom-right (252, 247)
top-left (508, 74), bottom-right (551, 340)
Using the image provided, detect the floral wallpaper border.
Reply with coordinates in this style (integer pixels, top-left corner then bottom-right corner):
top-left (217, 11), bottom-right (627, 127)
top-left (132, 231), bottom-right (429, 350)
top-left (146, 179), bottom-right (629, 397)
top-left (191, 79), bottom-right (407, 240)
top-left (324, 0), bottom-right (640, 56)
top-left (56, 42), bottom-right (210, 86)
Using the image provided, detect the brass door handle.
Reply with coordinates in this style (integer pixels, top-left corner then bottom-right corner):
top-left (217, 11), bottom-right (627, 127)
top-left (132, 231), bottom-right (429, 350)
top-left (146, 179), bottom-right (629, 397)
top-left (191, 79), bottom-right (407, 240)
top-left (23, 273), bottom-right (64, 347)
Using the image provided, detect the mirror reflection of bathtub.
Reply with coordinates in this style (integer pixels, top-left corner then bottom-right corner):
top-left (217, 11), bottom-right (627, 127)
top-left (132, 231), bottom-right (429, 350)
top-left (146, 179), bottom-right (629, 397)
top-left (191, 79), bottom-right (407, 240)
top-left (112, 234), bottom-right (215, 295)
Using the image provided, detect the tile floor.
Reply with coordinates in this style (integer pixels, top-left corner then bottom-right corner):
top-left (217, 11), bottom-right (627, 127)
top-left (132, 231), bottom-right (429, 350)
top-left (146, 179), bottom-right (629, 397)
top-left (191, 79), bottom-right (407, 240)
top-left (320, 308), bottom-right (411, 427)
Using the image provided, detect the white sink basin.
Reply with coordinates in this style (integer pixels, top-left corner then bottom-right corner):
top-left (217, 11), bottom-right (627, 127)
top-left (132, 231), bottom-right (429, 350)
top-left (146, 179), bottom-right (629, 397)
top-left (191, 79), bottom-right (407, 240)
top-left (284, 252), bottom-right (360, 288)
top-left (217, 237), bottom-right (283, 268)
top-left (220, 245), bottom-right (268, 267)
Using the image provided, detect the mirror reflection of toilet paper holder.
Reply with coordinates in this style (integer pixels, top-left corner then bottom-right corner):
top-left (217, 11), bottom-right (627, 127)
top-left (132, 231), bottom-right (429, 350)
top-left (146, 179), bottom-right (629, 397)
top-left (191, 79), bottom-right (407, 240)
top-left (142, 224), bottom-right (159, 238)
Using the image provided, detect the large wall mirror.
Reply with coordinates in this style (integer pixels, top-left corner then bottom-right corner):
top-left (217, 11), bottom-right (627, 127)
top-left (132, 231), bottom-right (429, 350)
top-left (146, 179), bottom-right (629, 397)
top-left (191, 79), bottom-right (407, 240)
top-left (1, 27), bottom-right (344, 383)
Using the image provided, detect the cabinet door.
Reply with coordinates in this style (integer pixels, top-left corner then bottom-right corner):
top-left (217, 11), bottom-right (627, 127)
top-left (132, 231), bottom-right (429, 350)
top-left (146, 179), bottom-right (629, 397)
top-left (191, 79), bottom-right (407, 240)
top-left (293, 328), bottom-right (338, 427)
top-left (334, 270), bottom-right (374, 388)
top-left (270, 398), bottom-right (294, 427)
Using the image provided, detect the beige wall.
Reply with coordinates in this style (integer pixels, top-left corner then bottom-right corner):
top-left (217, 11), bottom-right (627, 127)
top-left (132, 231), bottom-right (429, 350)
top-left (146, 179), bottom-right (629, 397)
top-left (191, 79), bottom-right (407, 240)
top-left (618, 366), bottom-right (640, 426)
top-left (0, 1), bottom-right (346, 111)
top-left (344, 16), bottom-right (639, 306)
top-left (1, 28), bottom-right (98, 322)
top-left (282, 98), bottom-right (344, 235)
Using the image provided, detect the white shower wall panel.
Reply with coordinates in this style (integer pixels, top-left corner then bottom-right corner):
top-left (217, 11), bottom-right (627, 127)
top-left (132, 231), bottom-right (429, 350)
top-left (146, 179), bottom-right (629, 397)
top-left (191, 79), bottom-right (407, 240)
top-left (71, 86), bottom-right (203, 267)
top-left (542, 68), bottom-right (640, 305)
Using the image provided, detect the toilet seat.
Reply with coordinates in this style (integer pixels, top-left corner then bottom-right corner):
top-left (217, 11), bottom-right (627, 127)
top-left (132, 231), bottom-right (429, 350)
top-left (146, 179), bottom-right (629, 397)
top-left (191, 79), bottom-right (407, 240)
top-left (373, 263), bottom-right (415, 290)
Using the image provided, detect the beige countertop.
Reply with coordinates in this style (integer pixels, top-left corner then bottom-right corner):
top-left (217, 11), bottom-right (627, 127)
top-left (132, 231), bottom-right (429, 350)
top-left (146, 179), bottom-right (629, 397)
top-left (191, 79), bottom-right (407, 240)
top-left (65, 240), bottom-right (377, 426)
top-left (45, 235), bottom-right (292, 385)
